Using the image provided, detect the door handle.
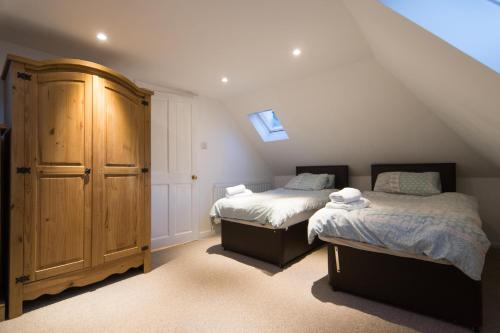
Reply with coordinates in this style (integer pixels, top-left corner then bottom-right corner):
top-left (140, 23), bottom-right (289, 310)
top-left (85, 168), bottom-right (91, 175)
top-left (192, 175), bottom-right (198, 181)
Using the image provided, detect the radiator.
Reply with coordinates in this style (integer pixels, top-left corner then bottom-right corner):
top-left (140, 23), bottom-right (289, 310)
top-left (212, 182), bottom-right (273, 202)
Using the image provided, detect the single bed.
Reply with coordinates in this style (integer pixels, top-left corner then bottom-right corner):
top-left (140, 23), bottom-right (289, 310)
top-left (308, 163), bottom-right (489, 332)
top-left (214, 165), bottom-right (349, 267)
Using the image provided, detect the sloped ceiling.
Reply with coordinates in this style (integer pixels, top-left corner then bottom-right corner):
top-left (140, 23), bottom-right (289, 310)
top-left (223, 57), bottom-right (500, 177)
top-left (343, 0), bottom-right (500, 170)
top-left (0, 0), bottom-right (370, 99)
top-left (0, 0), bottom-right (498, 177)
top-left (221, 0), bottom-right (500, 177)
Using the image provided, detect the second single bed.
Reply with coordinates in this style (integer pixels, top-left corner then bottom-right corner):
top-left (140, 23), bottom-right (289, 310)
top-left (307, 163), bottom-right (490, 331)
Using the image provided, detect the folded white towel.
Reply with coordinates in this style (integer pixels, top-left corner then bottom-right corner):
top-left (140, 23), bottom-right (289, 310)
top-left (225, 184), bottom-right (246, 197)
top-left (325, 197), bottom-right (371, 211)
top-left (225, 189), bottom-right (253, 199)
top-left (329, 187), bottom-right (362, 204)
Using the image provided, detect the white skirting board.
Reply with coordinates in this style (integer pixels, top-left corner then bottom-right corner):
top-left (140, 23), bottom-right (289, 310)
top-left (151, 182), bottom-right (270, 250)
top-left (199, 229), bottom-right (216, 239)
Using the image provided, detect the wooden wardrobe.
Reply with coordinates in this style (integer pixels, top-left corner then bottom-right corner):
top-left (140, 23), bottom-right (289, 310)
top-left (1, 55), bottom-right (152, 319)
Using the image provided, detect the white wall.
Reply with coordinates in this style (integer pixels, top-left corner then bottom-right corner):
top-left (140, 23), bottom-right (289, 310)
top-left (275, 175), bottom-right (500, 247)
top-left (3, 39), bottom-right (498, 247)
top-left (0, 40), bottom-right (55, 122)
top-left (344, 0), bottom-right (500, 170)
top-left (225, 54), bottom-right (500, 245)
top-left (223, 58), bottom-right (500, 178)
top-left (195, 96), bottom-right (273, 236)
top-left (457, 178), bottom-right (500, 248)
top-left (0, 39), bottom-right (274, 242)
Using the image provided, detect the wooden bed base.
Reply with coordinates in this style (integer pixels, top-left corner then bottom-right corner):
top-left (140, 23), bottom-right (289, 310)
top-left (327, 243), bottom-right (482, 331)
top-left (221, 219), bottom-right (323, 267)
top-left (220, 165), bottom-right (349, 267)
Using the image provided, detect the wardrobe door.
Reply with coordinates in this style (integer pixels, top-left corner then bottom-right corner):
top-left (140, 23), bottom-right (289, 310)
top-left (93, 78), bottom-right (145, 265)
top-left (24, 72), bottom-right (93, 281)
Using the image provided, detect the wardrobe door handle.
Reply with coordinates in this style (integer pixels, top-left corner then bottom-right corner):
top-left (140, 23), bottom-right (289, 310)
top-left (85, 168), bottom-right (91, 175)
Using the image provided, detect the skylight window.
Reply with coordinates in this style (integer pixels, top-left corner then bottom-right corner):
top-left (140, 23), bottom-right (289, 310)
top-left (379, 0), bottom-right (500, 74)
top-left (248, 110), bottom-right (288, 142)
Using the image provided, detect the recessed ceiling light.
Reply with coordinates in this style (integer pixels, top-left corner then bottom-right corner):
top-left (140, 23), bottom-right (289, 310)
top-left (292, 48), bottom-right (302, 57)
top-left (221, 77), bottom-right (229, 83)
top-left (96, 32), bottom-right (108, 41)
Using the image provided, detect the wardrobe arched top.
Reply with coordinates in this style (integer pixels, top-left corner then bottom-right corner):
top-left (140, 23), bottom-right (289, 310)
top-left (2, 54), bottom-right (153, 98)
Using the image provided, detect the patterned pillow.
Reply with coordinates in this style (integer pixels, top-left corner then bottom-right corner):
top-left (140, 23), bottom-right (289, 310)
top-left (285, 173), bottom-right (329, 190)
top-left (374, 172), bottom-right (442, 196)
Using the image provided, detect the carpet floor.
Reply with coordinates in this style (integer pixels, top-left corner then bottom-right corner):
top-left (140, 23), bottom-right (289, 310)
top-left (0, 236), bottom-right (499, 333)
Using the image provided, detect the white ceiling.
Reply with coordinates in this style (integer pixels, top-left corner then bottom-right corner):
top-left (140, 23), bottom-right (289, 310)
top-left (343, 0), bottom-right (500, 170)
top-left (223, 57), bottom-right (500, 177)
top-left (1, 0), bottom-right (498, 176)
top-left (0, 0), bottom-right (370, 99)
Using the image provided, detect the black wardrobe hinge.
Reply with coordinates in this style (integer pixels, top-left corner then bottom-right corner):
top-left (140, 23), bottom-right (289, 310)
top-left (15, 275), bottom-right (30, 284)
top-left (17, 72), bottom-right (32, 81)
top-left (141, 167), bottom-right (149, 173)
top-left (16, 167), bottom-right (31, 174)
top-left (141, 100), bottom-right (149, 106)
top-left (141, 245), bottom-right (149, 251)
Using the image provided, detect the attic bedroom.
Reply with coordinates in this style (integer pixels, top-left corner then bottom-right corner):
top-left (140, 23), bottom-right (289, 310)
top-left (0, 0), bottom-right (499, 332)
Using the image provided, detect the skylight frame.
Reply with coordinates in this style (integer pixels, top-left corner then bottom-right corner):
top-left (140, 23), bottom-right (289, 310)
top-left (256, 110), bottom-right (284, 133)
top-left (248, 109), bottom-right (289, 142)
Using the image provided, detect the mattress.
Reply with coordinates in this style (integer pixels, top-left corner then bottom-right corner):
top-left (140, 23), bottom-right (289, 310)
top-left (210, 188), bottom-right (335, 228)
top-left (219, 209), bottom-right (315, 230)
top-left (319, 235), bottom-right (450, 265)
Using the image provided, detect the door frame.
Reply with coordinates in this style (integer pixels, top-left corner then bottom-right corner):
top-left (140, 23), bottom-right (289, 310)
top-left (149, 89), bottom-right (199, 251)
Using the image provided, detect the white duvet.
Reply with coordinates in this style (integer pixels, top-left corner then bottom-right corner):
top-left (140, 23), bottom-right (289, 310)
top-left (210, 188), bottom-right (335, 228)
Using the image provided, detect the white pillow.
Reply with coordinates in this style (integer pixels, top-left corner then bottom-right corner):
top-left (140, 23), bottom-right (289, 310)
top-left (285, 173), bottom-right (329, 190)
top-left (325, 174), bottom-right (335, 189)
top-left (284, 173), bottom-right (307, 189)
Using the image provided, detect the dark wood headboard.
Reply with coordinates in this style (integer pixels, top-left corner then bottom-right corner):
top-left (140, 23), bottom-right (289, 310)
top-left (296, 165), bottom-right (349, 189)
top-left (371, 163), bottom-right (456, 192)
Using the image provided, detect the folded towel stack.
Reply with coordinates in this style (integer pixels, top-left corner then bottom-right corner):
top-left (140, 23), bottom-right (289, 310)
top-left (225, 185), bottom-right (253, 198)
top-left (327, 187), bottom-right (370, 210)
top-left (329, 187), bottom-right (361, 203)
top-left (326, 197), bottom-right (370, 211)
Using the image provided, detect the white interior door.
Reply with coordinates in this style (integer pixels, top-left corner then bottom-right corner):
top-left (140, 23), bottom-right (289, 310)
top-left (151, 92), bottom-right (198, 250)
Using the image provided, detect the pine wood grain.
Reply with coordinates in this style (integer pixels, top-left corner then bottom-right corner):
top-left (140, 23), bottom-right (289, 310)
top-left (4, 55), bottom-right (153, 319)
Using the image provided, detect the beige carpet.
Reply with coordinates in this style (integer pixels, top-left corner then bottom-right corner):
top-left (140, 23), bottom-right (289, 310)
top-left (1, 236), bottom-right (499, 333)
